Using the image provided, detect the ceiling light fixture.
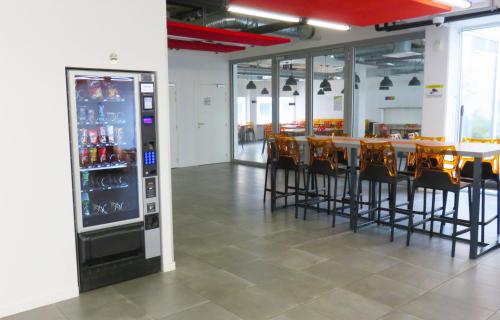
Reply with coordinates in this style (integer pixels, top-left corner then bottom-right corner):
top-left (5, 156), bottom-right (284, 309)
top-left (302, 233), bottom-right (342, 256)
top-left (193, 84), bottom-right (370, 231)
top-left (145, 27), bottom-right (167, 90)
top-left (283, 84), bottom-right (292, 92)
top-left (246, 80), bottom-right (257, 90)
top-left (432, 0), bottom-right (471, 9)
top-left (227, 5), bottom-right (301, 23)
top-left (318, 88), bottom-right (325, 95)
top-left (355, 73), bottom-right (361, 83)
top-left (409, 76), bottom-right (421, 86)
top-left (379, 86), bottom-right (389, 91)
top-left (380, 76), bottom-right (394, 88)
top-left (285, 62), bottom-right (298, 86)
top-left (307, 18), bottom-right (350, 31)
top-left (293, 90), bottom-right (300, 96)
top-left (261, 88), bottom-right (269, 95)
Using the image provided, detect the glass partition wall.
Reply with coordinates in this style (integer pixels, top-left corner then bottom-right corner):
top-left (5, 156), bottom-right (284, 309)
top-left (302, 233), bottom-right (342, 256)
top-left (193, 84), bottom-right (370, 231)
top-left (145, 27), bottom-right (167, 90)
top-left (279, 58), bottom-right (307, 136)
top-left (313, 49), bottom-right (346, 136)
top-left (233, 59), bottom-right (273, 164)
top-left (353, 39), bottom-right (425, 138)
top-left (231, 33), bottom-right (425, 165)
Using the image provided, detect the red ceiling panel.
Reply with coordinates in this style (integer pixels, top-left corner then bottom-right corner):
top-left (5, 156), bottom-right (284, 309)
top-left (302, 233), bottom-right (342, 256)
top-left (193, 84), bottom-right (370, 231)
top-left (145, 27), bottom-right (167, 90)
top-left (167, 21), bottom-right (291, 46)
top-left (229, 0), bottom-right (451, 26)
top-left (168, 39), bottom-right (246, 53)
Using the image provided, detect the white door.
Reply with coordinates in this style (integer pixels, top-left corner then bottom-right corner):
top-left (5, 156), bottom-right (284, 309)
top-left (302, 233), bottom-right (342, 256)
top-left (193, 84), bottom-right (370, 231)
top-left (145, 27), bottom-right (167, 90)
top-left (169, 84), bottom-right (180, 168)
top-left (196, 84), bottom-right (229, 165)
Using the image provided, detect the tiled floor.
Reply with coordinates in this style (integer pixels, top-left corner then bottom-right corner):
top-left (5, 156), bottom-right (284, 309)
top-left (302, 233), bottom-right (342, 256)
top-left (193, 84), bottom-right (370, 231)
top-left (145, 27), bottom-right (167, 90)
top-left (6, 163), bottom-right (500, 320)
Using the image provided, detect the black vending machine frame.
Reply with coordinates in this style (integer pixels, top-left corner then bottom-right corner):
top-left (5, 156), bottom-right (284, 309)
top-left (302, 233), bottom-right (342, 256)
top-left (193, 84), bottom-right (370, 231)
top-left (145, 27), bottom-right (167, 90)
top-left (66, 68), bottom-right (162, 292)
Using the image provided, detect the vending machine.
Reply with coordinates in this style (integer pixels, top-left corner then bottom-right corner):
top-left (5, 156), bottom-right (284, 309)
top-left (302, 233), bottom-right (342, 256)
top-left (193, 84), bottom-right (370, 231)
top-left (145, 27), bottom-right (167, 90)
top-left (66, 69), bottom-right (161, 292)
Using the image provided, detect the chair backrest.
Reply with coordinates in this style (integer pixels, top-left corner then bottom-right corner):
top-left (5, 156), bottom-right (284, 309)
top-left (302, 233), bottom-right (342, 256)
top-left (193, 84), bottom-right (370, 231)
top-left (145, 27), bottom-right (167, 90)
top-left (461, 138), bottom-right (499, 175)
top-left (276, 136), bottom-right (301, 165)
top-left (414, 143), bottom-right (460, 187)
top-left (246, 121), bottom-right (254, 129)
top-left (307, 137), bottom-right (338, 172)
top-left (407, 136), bottom-right (445, 168)
top-left (263, 123), bottom-right (273, 139)
top-left (266, 133), bottom-right (285, 162)
top-left (390, 133), bottom-right (402, 140)
top-left (359, 141), bottom-right (397, 180)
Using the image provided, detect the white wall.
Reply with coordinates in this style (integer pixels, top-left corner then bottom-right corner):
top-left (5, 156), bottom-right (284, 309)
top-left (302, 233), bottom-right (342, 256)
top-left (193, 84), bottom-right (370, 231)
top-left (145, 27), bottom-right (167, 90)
top-left (168, 50), bottom-right (230, 167)
top-left (0, 0), bottom-right (173, 317)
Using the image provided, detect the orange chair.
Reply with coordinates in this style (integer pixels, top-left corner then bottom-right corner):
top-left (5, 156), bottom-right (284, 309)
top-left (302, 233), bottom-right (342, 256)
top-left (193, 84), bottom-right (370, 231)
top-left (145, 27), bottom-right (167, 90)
top-left (270, 136), bottom-right (307, 208)
top-left (296, 138), bottom-right (346, 226)
top-left (460, 138), bottom-right (500, 241)
top-left (407, 144), bottom-right (472, 256)
top-left (356, 141), bottom-right (410, 241)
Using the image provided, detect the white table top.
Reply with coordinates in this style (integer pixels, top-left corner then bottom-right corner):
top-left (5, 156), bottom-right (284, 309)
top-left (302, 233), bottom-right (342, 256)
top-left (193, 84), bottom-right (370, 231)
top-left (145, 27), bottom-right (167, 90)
top-left (292, 136), bottom-right (500, 158)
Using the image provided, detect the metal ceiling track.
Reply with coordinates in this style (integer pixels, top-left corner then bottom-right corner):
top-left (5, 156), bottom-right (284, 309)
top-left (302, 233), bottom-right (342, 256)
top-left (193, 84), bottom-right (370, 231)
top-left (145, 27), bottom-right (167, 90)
top-left (375, 7), bottom-right (500, 32)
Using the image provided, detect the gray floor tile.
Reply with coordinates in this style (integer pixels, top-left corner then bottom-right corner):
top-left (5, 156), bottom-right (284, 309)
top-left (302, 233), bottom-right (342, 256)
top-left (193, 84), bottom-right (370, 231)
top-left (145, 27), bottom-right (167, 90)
top-left (431, 277), bottom-right (500, 310)
top-left (306, 287), bottom-right (393, 320)
top-left (160, 302), bottom-right (242, 320)
top-left (56, 286), bottom-right (124, 319)
top-left (378, 310), bottom-right (424, 320)
top-left (269, 305), bottom-right (332, 320)
top-left (210, 286), bottom-right (296, 320)
top-left (263, 248), bottom-right (328, 270)
top-left (196, 245), bottom-right (260, 269)
top-left (377, 262), bottom-right (450, 291)
top-left (401, 292), bottom-right (494, 320)
top-left (121, 282), bottom-right (208, 319)
top-left (3, 305), bottom-right (67, 320)
top-left (303, 259), bottom-right (371, 287)
top-left (345, 274), bottom-right (425, 308)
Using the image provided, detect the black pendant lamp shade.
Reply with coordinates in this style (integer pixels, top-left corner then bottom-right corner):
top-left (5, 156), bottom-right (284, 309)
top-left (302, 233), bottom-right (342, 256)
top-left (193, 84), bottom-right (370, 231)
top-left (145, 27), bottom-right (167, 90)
top-left (323, 85), bottom-right (332, 92)
top-left (379, 86), bottom-right (389, 90)
top-left (355, 73), bottom-right (361, 83)
top-left (286, 75), bottom-right (298, 86)
top-left (409, 76), bottom-right (421, 86)
top-left (318, 88), bottom-right (325, 95)
top-left (380, 76), bottom-right (393, 88)
top-left (246, 80), bottom-right (257, 90)
top-left (282, 84), bottom-right (292, 92)
top-left (261, 87), bottom-right (269, 95)
top-left (293, 90), bottom-right (300, 96)
top-left (320, 78), bottom-right (331, 89)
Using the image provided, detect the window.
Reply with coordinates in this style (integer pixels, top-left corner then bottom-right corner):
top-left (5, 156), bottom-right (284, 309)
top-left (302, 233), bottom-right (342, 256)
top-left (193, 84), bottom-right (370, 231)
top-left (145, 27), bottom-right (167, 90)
top-left (256, 97), bottom-right (272, 125)
top-left (237, 97), bottom-right (247, 125)
top-left (460, 26), bottom-right (500, 139)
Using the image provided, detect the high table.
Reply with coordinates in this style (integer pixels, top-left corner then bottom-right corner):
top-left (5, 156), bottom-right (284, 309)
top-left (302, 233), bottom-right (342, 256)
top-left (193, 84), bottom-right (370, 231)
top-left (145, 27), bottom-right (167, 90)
top-left (270, 136), bottom-right (500, 259)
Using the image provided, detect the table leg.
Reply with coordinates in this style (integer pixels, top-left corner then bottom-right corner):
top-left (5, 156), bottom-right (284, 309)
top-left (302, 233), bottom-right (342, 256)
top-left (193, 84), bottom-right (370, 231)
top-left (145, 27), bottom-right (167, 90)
top-left (349, 147), bottom-right (358, 230)
top-left (469, 157), bottom-right (482, 259)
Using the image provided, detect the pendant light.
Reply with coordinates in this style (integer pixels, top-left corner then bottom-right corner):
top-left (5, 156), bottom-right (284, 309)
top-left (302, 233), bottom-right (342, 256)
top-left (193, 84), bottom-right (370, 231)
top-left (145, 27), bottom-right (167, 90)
top-left (355, 73), bottom-right (361, 83)
top-left (246, 80), bottom-right (257, 90)
top-left (318, 88), bottom-right (325, 95)
top-left (293, 90), bottom-right (300, 96)
top-left (285, 62), bottom-right (298, 86)
top-left (379, 86), bottom-right (389, 90)
top-left (282, 84), bottom-right (292, 92)
top-left (261, 87), bottom-right (269, 95)
top-left (379, 76), bottom-right (393, 88)
top-left (409, 76), bottom-right (421, 86)
top-left (320, 56), bottom-right (331, 90)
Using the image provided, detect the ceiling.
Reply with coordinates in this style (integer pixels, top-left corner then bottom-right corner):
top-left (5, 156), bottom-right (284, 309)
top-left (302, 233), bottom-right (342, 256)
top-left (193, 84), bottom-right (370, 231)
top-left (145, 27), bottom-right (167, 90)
top-left (228, 0), bottom-right (450, 26)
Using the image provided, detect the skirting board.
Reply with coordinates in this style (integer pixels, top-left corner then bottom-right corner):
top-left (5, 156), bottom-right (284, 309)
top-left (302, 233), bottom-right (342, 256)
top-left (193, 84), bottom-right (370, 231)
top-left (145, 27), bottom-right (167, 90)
top-left (0, 286), bottom-right (79, 318)
top-left (162, 261), bottom-right (176, 272)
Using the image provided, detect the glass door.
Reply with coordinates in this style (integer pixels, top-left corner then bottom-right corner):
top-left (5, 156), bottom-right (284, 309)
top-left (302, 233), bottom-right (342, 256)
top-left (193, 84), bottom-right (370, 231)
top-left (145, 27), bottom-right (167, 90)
top-left (67, 71), bottom-right (143, 232)
top-left (460, 25), bottom-right (500, 139)
top-left (353, 39), bottom-right (425, 138)
top-left (313, 49), bottom-right (346, 136)
top-left (233, 59), bottom-right (273, 164)
top-left (278, 57), bottom-right (307, 136)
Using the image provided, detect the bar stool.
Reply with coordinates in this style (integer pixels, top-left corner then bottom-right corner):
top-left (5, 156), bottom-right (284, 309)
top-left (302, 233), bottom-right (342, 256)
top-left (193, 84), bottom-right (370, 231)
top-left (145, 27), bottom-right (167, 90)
top-left (261, 123), bottom-right (273, 154)
top-left (407, 144), bottom-right (472, 257)
top-left (403, 136), bottom-right (446, 230)
top-left (270, 136), bottom-right (307, 208)
top-left (460, 138), bottom-right (500, 242)
top-left (296, 138), bottom-right (346, 227)
top-left (263, 133), bottom-right (285, 203)
top-left (354, 141), bottom-right (410, 241)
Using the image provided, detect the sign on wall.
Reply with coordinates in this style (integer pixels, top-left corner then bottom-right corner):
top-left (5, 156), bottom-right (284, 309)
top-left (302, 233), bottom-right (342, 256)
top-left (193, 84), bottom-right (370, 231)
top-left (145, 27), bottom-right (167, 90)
top-left (425, 84), bottom-right (444, 98)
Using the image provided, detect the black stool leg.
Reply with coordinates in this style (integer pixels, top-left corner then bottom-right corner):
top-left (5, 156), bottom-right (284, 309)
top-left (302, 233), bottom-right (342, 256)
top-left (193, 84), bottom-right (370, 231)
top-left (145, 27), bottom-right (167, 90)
top-left (354, 179), bottom-right (363, 232)
top-left (430, 189), bottom-right (436, 238)
top-left (302, 172), bottom-right (311, 220)
top-left (264, 162), bottom-right (269, 203)
top-left (284, 169), bottom-right (289, 207)
top-left (377, 182), bottom-right (382, 225)
top-left (390, 182), bottom-right (397, 242)
top-left (327, 175), bottom-right (332, 216)
top-left (423, 188), bottom-right (428, 230)
top-left (440, 191), bottom-right (448, 235)
top-left (407, 185), bottom-right (417, 246)
top-left (342, 171), bottom-right (349, 215)
top-left (451, 191), bottom-right (460, 257)
top-left (332, 174), bottom-right (338, 228)
top-left (295, 169), bottom-right (300, 209)
top-left (481, 180), bottom-right (486, 244)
